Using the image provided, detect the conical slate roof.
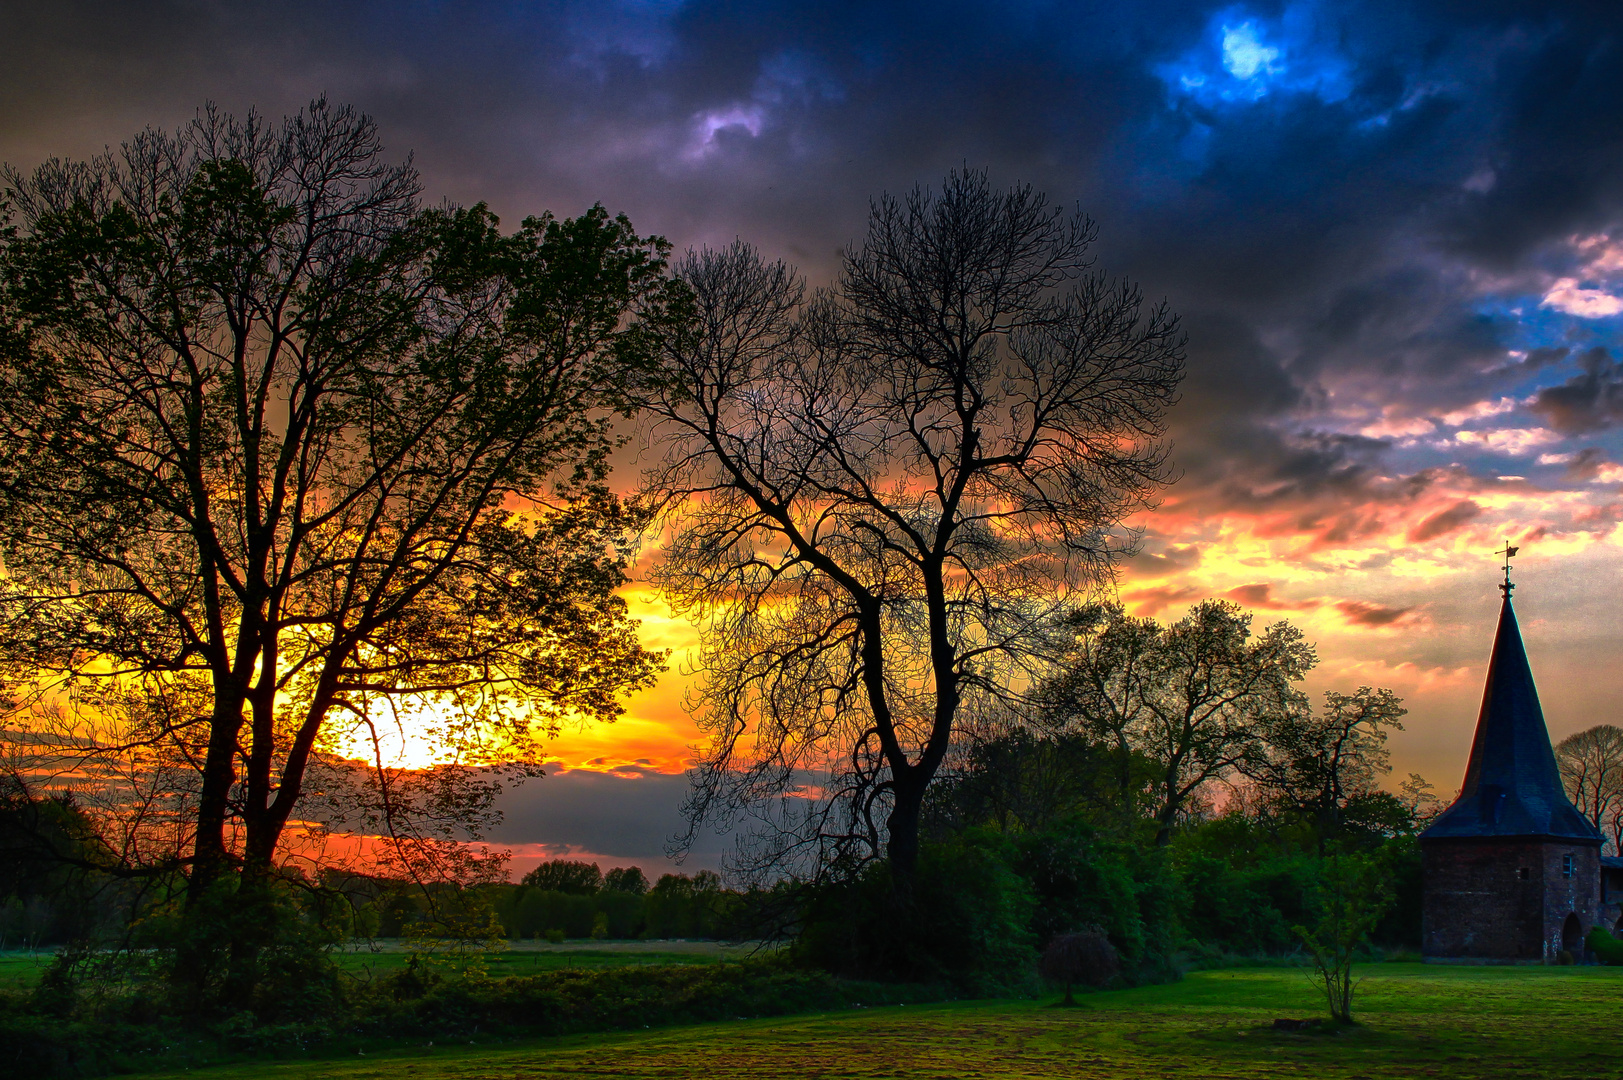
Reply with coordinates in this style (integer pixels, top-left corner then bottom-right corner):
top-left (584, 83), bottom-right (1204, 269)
top-left (1420, 594), bottom-right (1601, 843)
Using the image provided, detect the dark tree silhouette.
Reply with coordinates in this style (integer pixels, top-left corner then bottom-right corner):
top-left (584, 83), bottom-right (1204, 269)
top-left (1556, 725), bottom-right (1623, 854)
top-left (603, 866), bottom-right (650, 894)
top-left (640, 170), bottom-right (1184, 876)
top-left (1246, 687), bottom-right (1407, 847)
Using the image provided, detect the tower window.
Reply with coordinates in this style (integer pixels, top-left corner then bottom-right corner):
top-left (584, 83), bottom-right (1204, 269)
top-left (1563, 854), bottom-right (1575, 879)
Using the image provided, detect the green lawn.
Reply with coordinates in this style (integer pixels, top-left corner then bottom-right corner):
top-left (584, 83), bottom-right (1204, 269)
top-left (133, 963), bottom-right (1621, 1080)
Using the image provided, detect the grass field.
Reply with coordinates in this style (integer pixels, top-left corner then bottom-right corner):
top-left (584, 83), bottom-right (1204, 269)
top-left (0, 939), bottom-right (751, 990)
top-left (125, 963), bottom-right (1619, 1080)
top-left (0, 949), bottom-right (52, 989)
top-left (330, 939), bottom-right (756, 980)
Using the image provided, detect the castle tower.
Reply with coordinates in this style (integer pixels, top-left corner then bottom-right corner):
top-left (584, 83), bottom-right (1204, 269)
top-left (1419, 576), bottom-right (1603, 962)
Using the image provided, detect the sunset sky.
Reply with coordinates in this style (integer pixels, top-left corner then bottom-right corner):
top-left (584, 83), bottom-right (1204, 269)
top-left (5, 0), bottom-right (1622, 874)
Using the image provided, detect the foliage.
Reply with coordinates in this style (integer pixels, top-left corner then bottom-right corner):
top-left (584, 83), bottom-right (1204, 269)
top-left (0, 99), bottom-right (677, 1006)
top-left (1042, 601), bottom-right (1317, 844)
top-left (1002, 819), bottom-right (1172, 978)
top-left (604, 866), bottom-right (650, 894)
top-left (1585, 925), bottom-right (1623, 965)
top-left (1291, 851), bottom-right (1394, 1022)
top-left (357, 956), bottom-right (939, 1038)
top-left (639, 170), bottom-right (1184, 878)
top-left (1038, 928), bottom-right (1119, 1003)
top-left (1248, 688), bottom-right (1408, 847)
top-left (643, 871), bottom-right (728, 939)
top-left (128, 876), bottom-right (347, 1019)
top-left (0, 782), bottom-right (140, 949)
top-left (925, 723), bottom-right (1155, 835)
top-left (796, 836), bottom-right (1037, 993)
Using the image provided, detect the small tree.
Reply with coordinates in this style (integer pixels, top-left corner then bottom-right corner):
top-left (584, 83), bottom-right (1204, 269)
top-left (1292, 852), bottom-right (1392, 1023)
top-left (1039, 927), bottom-right (1118, 1005)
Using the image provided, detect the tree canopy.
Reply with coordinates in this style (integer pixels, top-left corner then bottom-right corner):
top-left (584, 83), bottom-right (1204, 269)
top-left (1043, 600), bottom-right (1317, 844)
top-left (0, 99), bottom-right (674, 935)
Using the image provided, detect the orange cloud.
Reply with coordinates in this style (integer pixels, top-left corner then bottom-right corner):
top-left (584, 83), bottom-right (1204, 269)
top-left (1121, 584), bottom-right (1202, 616)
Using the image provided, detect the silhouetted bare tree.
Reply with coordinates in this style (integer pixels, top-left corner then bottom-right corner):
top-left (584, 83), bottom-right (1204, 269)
top-left (640, 170), bottom-right (1184, 876)
top-left (1557, 724), bottom-right (1623, 854)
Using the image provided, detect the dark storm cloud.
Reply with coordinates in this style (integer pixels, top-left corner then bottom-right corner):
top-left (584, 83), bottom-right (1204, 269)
top-left (1407, 498), bottom-right (1484, 542)
top-left (492, 766), bottom-right (728, 867)
top-left (1561, 446), bottom-right (1612, 481)
top-left (1223, 582), bottom-right (1319, 610)
top-left (1335, 599), bottom-right (1417, 627)
top-left (1119, 584), bottom-right (1202, 615)
top-left (1126, 542), bottom-right (1203, 574)
top-left (1529, 347), bottom-right (1623, 434)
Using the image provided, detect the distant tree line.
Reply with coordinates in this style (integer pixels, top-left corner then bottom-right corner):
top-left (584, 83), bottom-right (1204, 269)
top-left (370, 862), bottom-right (750, 942)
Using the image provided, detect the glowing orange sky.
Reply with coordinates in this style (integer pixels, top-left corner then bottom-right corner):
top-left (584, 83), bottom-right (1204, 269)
top-left (537, 453), bottom-right (1623, 805)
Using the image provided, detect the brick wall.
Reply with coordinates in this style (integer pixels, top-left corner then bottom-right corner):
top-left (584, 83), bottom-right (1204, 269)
top-left (1422, 839), bottom-right (1601, 962)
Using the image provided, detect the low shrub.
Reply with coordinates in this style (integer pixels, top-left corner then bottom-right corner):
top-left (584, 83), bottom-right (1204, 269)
top-left (359, 957), bottom-right (944, 1037)
top-left (1039, 928), bottom-right (1119, 1004)
top-left (1586, 926), bottom-right (1623, 965)
top-left (1, 958), bottom-right (953, 1078)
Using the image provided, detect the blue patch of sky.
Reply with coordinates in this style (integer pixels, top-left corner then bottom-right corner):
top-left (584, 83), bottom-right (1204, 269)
top-left (1474, 293), bottom-right (1622, 362)
top-left (1155, 4), bottom-right (1353, 109)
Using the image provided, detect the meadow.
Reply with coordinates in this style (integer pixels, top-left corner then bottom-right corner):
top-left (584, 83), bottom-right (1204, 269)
top-left (121, 963), bottom-right (1617, 1080)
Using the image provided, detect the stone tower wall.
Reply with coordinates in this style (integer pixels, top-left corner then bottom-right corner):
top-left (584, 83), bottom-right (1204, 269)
top-left (1422, 839), bottom-right (1601, 962)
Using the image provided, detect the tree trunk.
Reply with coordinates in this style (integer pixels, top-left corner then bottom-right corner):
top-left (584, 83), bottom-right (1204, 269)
top-left (188, 691), bottom-right (247, 906)
top-left (1153, 800), bottom-right (1178, 847)
top-left (886, 775), bottom-right (926, 877)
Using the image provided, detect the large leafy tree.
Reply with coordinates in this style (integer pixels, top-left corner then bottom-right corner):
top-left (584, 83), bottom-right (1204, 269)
top-left (0, 100), bottom-right (671, 916)
top-left (1044, 600), bottom-right (1316, 844)
top-left (1246, 686), bottom-right (1408, 846)
top-left (640, 170), bottom-right (1184, 876)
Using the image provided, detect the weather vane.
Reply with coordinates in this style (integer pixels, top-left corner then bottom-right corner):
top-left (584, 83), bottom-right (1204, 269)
top-left (1495, 540), bottom-right (1519, 596)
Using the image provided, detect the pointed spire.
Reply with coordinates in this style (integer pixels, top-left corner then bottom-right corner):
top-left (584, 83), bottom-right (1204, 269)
top-left (1422, 593), bottom-right (1600, 842)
